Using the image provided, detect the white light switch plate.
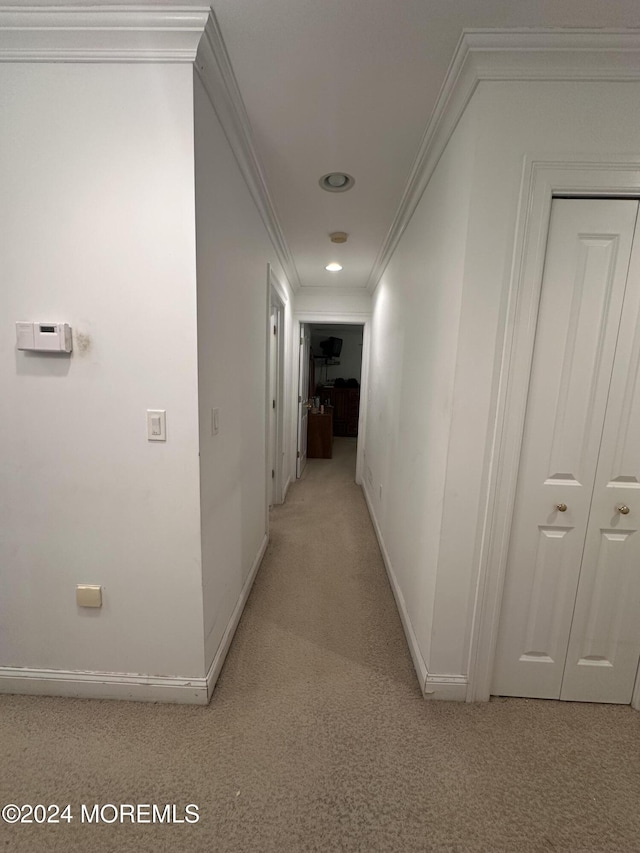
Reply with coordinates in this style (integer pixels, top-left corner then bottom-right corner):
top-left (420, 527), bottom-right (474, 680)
top-left (147, 409), bottom-right (166, 441)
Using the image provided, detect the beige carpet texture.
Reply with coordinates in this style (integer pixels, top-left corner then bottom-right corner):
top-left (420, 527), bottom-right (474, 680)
top-left (2, 438), bottom-right (640, 852)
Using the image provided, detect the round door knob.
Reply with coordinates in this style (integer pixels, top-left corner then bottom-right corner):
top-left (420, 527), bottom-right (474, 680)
top-left (617, 505), bottom-right (630, 515)
top-left (556, 503), bottom-right (567, 512)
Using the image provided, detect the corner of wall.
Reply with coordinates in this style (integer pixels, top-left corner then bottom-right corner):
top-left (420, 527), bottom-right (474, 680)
top-left (1, 60), bottom-right (205, 693)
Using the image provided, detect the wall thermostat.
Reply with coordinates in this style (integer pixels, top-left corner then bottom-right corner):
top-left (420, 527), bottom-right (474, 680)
top-left (16, 322), bottom-right (73, 353)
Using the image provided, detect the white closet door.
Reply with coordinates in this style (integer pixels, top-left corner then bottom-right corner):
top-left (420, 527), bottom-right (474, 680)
top-left (269, 306), bottom-right (278, 506)
top-left (560, 222), bottom-right (640, 703)
top-left (492, 199), bottom-right (639, 700)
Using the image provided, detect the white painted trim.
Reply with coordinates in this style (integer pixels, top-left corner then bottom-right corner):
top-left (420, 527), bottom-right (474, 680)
top-left (274, 297), bottom-right (286, 505)
top-left (269, 266), bottom-right (294, 505)
top-left (366, 29), bottom-right (640, 293)
top-left (0, 666), bottom-right (209, 704)
top-left (205, 532), bottom-right (268, 700)
top-left (195, 12), bottom-right (301, 291)
top-left (423, 676), bottom-right (468, 702)
top-left (282, 474), bottom-right (292, 501)
top-left (467, 158), bottom-right (640, 704)
top-left (295, 312), bottom-right (371, 485)
top-left (295, 320), bottom-right (309, 479)
top-left (0, 5), bottom-right (210, 63)
top-left (362, 481), bottom-right (427, 693)
top-left (356, 321), bottom-right (371, 487)
top-left (425, 672), bottom-right (468, 686)
top-left (269, 265), bottom-right (291, 308)
top-left (265, 265), bottom-right (273, 527)
top-left (269, 266), bottom-right (287, 506)
top-left (632, 662), bottom-right (640, 711)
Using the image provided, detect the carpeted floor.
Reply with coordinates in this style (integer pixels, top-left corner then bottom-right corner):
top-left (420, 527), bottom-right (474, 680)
top-left (2, 437), bottom-right (640, 852)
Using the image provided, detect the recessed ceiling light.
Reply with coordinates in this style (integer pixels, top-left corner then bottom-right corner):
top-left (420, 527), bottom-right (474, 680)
top-left (325, 263), bottom-right (343, 272)
top-left (319, 173), bottom-right (355, 193)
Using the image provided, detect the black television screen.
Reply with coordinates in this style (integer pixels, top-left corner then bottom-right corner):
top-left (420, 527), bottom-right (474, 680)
top-left (319, 336), bottom-right (343, 357)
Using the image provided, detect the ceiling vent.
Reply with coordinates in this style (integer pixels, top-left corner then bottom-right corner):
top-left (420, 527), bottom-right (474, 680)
top-left (320, 173), bottom-right (355, 193)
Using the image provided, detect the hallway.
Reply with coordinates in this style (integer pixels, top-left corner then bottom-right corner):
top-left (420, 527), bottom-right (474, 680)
top-left (238, 437), bottom-right (417, 704)
top-left (2, 439), bottom-right (640, 852)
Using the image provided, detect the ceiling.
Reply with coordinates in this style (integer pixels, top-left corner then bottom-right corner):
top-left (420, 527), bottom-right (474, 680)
top-left (210, 0), bottom-right (640, 290)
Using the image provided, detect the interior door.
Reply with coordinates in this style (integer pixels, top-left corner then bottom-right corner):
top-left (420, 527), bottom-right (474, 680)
top-left (269, 305), bottom-right (278, 506)
top-left (492, 198), bottom-right (640, 702)
top-left (296, 324), bottom-right (310, 478)
top-left (560, 220), bottom-right (640, 703)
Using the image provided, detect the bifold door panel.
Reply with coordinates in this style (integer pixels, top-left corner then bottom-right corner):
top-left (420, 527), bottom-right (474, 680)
top-left (560, 213), bottom-right (640, 703)
top-left (492, 198), bottom-right (640, 704)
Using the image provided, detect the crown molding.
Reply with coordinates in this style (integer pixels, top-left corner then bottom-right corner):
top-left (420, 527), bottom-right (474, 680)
top-left (366, 28), bottom-right (640, 293)
top-left (195, 12), bottom-right (301, 291)
top-left (0, 4), bottom-right (210, 62)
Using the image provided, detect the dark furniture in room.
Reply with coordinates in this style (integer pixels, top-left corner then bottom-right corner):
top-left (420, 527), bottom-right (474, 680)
top-left (322, 387), bottom-right (360, 436)
top-left (307, 409), bottom-right (334, 458)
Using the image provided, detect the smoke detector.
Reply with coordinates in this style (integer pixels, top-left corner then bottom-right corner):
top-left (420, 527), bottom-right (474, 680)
top-left (319, 173), bottom-right (355, 193)
top-left (330, 232), bottom-right (348, 244)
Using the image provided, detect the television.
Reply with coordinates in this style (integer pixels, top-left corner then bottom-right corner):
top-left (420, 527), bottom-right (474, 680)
top-left (319, 336), bottom-right (342, 358)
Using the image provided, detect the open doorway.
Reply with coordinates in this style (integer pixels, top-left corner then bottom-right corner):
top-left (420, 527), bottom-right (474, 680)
top-left (296, 320), bottom-right (368, 482)
top-left (266, 267), bottom-right (287, 514)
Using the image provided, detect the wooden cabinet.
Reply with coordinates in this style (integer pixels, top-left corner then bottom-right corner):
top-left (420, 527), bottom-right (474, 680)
top-left (322, 387), bottom-right (360, 436)
top-left (307, 410), bottom-right (333, 458)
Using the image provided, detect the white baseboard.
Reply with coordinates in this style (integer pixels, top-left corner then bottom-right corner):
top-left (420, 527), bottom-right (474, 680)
top-left (362, 483), bottom-right (468, 702)
top-left (205, 532), bottom-right (268, 700)
top-left (0, 533), bottom-right (270, 707)
top-left (424, 673), bottom-right (468, 701)
top-left (0, 666), bottom-right (209, 704)
top-left (632, 666), bottom-right (640, 711)
top-left (362, 482), bottom-right (429, 692)
top-left (282, 474), bottom-right (292, 501)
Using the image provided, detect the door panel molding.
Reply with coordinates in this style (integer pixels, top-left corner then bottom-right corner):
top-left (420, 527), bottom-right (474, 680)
top-left (491, 198), bottom-right (639, 700)
top-left (467, 159), bottom-right (640, 705)
top-left (561, 223), bottom-right (640, 703)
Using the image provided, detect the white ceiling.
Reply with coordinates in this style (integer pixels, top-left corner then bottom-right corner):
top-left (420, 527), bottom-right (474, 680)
top-left (211, 0), bottom-right (640, 289)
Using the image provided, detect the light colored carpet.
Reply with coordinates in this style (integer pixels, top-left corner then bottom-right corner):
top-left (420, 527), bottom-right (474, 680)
top-left (2, 437), bottom-right (640, 852)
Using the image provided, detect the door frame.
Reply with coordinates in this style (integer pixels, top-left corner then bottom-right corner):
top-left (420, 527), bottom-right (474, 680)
top-left (265, 265), bottom-right (288, 529)
top-left (294, 312), bottom-right (371, 485)
top-left (296, 322), bottom-right (310, 479)
top-left (467, 158), bottom-right (640, 708)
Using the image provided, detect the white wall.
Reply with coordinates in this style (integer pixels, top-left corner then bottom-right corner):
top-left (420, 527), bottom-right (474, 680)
top-left (364, 79), bottom-right (640, 696)
top-left (193, 72), bottom-right (295, 674)
top-left (433, 80), bottom-right (640, 680)
top-left (0, 63), bottom-right (205, 680)
top-left (311, 324), bottom-right (363, 385)
top-left (363, 98), bottom-right (479, 683)
top-left (295, 286), bottom-right (371, 317)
